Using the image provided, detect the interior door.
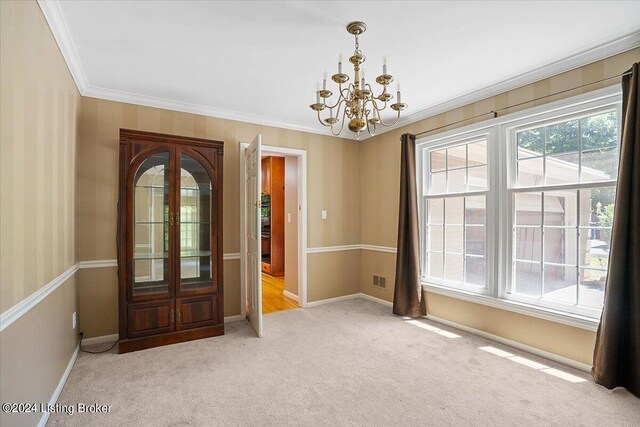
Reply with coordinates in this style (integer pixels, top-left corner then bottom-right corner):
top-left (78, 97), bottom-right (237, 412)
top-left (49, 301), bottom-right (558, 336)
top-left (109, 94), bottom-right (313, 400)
top-left (245, 134), bottom-right (263, 337)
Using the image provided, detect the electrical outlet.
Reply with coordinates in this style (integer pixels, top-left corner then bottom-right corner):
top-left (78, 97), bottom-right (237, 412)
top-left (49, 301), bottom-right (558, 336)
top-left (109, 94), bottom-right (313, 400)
top-left (72, 312), bottom-right (77, 330)
top-left (321, 210), bottom-right (327, 220)
top-left (287, 213), bottom-right (292, 223)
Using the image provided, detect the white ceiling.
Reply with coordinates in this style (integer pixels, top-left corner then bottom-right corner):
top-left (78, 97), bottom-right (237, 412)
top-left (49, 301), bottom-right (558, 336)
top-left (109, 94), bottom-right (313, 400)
top-left (50, 1), bottom-right (640, 137)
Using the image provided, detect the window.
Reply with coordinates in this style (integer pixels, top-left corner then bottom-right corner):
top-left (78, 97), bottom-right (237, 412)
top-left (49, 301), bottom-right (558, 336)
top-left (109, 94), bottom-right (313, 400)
top-left (417, 87), bottom-right (621, 323)
top-left (422, 132), bottom-right (490, 293)
top-left (507, 108), bottom-right (619, 317)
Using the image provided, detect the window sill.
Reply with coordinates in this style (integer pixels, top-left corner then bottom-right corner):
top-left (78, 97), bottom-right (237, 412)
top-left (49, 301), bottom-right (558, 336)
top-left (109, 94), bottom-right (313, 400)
top-left (421, 282), bottom-right (600, 331)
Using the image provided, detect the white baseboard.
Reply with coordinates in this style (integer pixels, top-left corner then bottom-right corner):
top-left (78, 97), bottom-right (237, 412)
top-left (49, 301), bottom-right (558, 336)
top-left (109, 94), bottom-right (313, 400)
top-left (283, 290), bottom-right (299, 302)
top-left (359, 293), bottom-right (393, 307)
top-left (426, 314), bottom-right (592, 373)
top-left (224, 315), bottom-right (244, 323)
top-left (38, 344), bottom-right (79, 427)
top-left (305, 293), bottom-right (362, 307)
top-left (81, 334), bottom-right (118, 346)
top-left (306, 293), bottom-right (393, 308)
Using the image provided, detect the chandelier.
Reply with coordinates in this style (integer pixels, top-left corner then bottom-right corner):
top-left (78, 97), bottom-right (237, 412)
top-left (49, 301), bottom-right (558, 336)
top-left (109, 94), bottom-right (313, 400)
top-left (310, 21), bottom-right (407, 139)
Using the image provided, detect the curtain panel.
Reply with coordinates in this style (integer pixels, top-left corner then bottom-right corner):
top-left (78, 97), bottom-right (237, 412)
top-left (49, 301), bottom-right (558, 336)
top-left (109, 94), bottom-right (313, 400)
top-left (393, 133), bottom-right (426, 317)
top-left (592, 62), bottom-right (640, 398)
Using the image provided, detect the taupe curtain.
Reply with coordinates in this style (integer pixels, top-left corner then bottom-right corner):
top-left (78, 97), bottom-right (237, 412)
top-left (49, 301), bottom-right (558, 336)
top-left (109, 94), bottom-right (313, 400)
top-left (592, 62), bottom-right (640, 398)
top-left (393, 133), bottom-right (426, 317)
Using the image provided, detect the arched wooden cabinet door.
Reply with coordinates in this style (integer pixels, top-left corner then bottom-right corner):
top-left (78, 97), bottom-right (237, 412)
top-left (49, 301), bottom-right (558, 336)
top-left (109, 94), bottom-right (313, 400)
top-left (174, 147), bottom-right (220, 330)
top-left (129, 147), bottom-right (175, 302)
top-left (118, 129), bottom-right (224, 353)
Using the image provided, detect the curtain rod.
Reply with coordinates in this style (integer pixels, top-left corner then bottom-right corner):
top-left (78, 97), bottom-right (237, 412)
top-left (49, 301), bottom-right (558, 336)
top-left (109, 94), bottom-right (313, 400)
top-left (414, 69), bottom-right (633, 138)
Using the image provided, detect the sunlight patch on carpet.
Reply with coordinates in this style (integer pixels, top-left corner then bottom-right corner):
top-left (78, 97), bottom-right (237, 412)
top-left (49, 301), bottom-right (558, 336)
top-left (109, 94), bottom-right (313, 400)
top-left (405, 319), bottom-right (461, 338)
top-left (479, 346), bottom-right (587, 383)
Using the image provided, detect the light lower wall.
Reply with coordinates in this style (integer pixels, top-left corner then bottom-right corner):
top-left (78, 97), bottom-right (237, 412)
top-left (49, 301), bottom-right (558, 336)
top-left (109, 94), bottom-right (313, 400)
top-left (425, 292), bottom-right (596, 365)
top-left (308, 251), bottom-right (361, 302)
top-left (0, 275), bottom-right (79, 427)
top-left (360, 48), bottom-right (640, 364)
top-left (0, 1), bottom-right (80, 426)
top-left (77, 97), bottom-right (361, 337)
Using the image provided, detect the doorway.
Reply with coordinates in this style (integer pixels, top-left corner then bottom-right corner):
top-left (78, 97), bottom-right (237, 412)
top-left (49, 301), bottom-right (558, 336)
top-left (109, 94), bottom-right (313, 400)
top-left (240, 142), bottom-right (308, 330)
top-left (260, 155), bottom-right (298, 314)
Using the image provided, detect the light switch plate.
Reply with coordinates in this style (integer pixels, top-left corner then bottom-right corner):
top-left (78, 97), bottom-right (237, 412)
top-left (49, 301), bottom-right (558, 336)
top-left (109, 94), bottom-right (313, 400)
top-left (72, 311), bottom-right (77, 330)
top-left (287, 213), bottom-right (292, 223)
top-left (321, 210), bottom-right (327, 220)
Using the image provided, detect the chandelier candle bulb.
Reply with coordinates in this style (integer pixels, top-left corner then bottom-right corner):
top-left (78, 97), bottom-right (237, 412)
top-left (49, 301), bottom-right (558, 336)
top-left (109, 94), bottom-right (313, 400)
top-left (323, 72), bottom-right (327, 90)
top-left (383, 55), bottom-right (387, 75)
top-left (316, 91), bottom-right (320, 104)
top-left (339, 54), bottom-right (343, 74)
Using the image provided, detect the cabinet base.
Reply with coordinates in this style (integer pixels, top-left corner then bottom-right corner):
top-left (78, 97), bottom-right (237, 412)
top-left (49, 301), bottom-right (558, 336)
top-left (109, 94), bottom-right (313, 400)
top-left (118, 324), bottom-right (224, 354)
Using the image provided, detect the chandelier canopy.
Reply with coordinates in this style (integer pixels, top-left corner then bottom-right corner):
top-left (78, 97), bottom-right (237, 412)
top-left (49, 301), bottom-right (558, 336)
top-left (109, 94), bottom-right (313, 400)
top-left (310, 21), bottom-right (407, 139)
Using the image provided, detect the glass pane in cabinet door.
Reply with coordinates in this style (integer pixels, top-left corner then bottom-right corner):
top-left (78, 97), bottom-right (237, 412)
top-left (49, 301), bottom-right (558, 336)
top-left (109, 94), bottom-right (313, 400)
top-left (179, 154), bottom-right (213, 292)
top-left (133, 152), bottom-right (171, 296)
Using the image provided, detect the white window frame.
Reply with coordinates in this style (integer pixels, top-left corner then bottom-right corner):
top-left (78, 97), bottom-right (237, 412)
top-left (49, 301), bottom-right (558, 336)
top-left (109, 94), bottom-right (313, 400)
top-left (417, 127), bottom-right (497, 296)
top-left (416, 85), bottom-right (622, 331)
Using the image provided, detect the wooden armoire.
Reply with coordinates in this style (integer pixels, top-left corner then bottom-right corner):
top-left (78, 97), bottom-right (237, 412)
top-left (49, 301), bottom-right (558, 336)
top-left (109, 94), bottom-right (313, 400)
top-left (117, 129), bottom-right (224, 353)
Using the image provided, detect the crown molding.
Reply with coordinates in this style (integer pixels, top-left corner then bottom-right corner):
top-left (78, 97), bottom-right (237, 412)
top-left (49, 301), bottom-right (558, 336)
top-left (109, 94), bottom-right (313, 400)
top-left (39, 0), bottom-right (638, 142)
top-left (37, 0), bottom-right (89, 93)
top-left (364, 30), bottom-right (640, 140)
top-left (82, 85), bottom-right (345, 138)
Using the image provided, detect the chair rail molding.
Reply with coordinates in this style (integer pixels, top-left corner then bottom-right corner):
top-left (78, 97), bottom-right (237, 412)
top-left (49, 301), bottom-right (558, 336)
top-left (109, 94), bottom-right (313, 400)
top-left (0, 264), bottom-right (79, 332)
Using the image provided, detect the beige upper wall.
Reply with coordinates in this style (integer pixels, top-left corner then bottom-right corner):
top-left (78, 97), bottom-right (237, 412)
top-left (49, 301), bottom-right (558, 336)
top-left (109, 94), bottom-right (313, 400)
top-left (0, 0), bottom-right (80, 313)
top-left (77, 97), bottom-right (360, 261)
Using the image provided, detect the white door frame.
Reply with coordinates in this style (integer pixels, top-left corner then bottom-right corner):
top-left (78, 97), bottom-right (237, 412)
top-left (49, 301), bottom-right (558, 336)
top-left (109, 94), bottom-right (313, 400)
top-left (239, 142), bottom-right (308, 319)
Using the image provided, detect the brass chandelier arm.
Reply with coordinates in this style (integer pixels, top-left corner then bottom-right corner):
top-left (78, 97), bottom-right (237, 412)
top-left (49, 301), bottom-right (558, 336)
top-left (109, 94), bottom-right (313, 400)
top-left (364, 98), bottom-right (401, 127)
top-left (365, 110), bottom-right (377, 137)
top-left (317, 99), bottom-right (347, 128)
top-left (330, 107), bottom-right (349, 136)
top-left (376, 109), bottom-right (401, 127)
top-left (317, 109), bottom-right (331, 127)
top-left (322, 83), bottom-right (348, 110)
top-left (368, 83), bottom-right (390, 103)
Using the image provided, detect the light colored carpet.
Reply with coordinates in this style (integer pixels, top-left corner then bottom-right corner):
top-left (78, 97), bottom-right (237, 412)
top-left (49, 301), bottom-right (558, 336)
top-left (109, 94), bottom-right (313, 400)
top-left (48, 299), bottom-right (639, 426)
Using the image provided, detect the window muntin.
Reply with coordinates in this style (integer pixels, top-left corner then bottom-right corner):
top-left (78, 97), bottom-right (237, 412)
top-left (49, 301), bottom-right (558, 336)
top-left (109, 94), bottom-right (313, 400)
top-left (508, 108), bottom-right (619, 316)
top-left (423, 138), bottom-right (489, 291)
top-left (418, 89), bottom-right (621, 322)
top-left (515, 111), bottom-right (618, 188)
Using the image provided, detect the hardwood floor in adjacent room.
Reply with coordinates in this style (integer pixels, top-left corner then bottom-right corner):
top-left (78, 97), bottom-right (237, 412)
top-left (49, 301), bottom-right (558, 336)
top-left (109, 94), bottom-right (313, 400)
top-left (262, 274), bottom-right (298, 314)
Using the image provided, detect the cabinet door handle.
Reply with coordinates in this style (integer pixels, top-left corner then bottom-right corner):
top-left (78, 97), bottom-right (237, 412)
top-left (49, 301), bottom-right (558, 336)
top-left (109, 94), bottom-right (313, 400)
top-left (170, 309), bottom-right (174, 323)
top-left (176, 212), bottom-right (180, 225)
top-left (170, 212), bottom-right (174, 226)
top-left (176, 309), bottom-right (181, 322)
